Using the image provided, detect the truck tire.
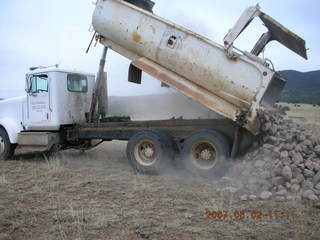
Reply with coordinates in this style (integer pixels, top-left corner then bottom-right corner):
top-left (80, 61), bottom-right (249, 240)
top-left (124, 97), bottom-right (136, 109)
top-left (181, 129), bottom-right (231, 179)
top-left (0, 128), bottom-right (14, 160)
top-left (126, 130), bottom-right (174, 174)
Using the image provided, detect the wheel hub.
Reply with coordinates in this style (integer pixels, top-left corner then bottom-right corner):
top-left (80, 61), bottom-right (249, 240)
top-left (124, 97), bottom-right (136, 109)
top-left (200, 149), bottom-right (212, 161)
top-left (191, 141), bottom-right (217, 170)
top-left (144, 147), bottom-right (155, 158)
top-left (134, 140), bottom-right (157, 166)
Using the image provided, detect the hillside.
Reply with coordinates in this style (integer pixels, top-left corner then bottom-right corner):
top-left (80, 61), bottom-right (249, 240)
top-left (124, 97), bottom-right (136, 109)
top-left (280, 70), bottom-right (320, 104)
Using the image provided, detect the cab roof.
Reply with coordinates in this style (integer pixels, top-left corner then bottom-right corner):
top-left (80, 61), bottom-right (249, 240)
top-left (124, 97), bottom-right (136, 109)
top-left (27, 68), bottom-right (95, 77)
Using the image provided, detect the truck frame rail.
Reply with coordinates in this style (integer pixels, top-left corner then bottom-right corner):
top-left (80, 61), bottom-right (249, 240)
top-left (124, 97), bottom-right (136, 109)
top-left (72, 118), bottom-right (254, 158)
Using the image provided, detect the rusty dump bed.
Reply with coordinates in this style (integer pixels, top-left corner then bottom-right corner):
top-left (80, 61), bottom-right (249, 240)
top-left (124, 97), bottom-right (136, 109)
top-left (92, 0), bottom-right (307, 135)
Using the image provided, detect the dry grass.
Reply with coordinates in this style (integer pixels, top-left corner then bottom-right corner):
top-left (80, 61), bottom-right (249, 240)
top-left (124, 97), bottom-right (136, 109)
top-left (1, 102), bottom-right (319, 239)
top-left (280, 102), bottom-right (320, 135)
top-left (0, 173), bottom-right (9, 185)
top-left (0, 142), bottom-right (319, 239)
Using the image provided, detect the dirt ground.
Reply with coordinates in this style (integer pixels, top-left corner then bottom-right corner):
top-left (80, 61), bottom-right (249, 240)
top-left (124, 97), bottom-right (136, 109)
top-left (0, 141), bottom-right (319, 240)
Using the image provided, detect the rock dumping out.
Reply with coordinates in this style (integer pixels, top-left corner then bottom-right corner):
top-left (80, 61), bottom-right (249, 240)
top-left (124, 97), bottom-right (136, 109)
top-left (225, 109), bottom-right (320, 202)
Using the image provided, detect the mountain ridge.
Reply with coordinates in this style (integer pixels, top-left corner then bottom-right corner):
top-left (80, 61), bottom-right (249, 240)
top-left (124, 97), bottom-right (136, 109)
top-left (280, 70), bottom-right (320, 104)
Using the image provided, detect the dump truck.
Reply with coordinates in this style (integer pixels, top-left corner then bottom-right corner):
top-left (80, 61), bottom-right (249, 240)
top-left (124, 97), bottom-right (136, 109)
top-left (0, 0), bottom-right (307, 177)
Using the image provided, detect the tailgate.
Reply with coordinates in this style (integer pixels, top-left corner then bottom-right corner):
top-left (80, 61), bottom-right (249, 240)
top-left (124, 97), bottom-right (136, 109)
top-left (259, 12), bottom-right (307, 59)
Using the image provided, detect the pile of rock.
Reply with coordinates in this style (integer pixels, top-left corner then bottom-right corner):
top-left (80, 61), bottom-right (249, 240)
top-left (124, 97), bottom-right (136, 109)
top-left (227, 110), bottom-right (320, 201)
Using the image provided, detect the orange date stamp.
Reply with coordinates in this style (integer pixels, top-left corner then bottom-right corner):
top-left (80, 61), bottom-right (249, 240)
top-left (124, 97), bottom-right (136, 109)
top-left (204, 210), bottom-right (298, 220)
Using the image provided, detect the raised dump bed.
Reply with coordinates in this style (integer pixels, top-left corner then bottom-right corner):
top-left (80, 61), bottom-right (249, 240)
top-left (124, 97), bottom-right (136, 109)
top-left (92, 0), bottom-right (307, 134)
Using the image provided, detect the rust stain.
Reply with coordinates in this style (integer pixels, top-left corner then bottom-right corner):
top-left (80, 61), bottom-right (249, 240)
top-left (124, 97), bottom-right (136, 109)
top-left (154, 46), bottom-right (161, 62)
top-left (132, 31), bottom-right (142, 43)
top-left (151, 25), bottom-right (156, 34)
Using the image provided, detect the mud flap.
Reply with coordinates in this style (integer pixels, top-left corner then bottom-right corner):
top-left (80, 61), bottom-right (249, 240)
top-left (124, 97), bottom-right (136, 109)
top-left (261, 73), bottom-right (286, 108)
top-left (128, 64), bottom-right (142, 84)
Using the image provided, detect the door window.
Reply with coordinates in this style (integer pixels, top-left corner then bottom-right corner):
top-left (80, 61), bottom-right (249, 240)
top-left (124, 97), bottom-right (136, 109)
top-left (29, 75), bottom-right (48, 93)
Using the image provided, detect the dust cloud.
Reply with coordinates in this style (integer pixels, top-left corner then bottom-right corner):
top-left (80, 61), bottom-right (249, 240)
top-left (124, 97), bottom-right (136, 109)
top-left (107, 92), bottom-right (221, 120)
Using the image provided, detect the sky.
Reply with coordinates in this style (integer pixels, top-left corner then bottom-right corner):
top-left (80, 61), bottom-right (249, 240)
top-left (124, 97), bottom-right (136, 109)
top-left (0, 0), bottom-right (319, 98)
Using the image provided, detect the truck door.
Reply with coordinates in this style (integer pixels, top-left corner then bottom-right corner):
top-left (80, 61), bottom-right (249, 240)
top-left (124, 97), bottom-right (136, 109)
top-left (26, 74), bottom-right (50, 126)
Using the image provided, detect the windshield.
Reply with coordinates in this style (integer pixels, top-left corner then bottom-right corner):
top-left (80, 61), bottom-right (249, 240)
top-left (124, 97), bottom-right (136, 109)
top-left (29, 75), bottom-right (48, 93)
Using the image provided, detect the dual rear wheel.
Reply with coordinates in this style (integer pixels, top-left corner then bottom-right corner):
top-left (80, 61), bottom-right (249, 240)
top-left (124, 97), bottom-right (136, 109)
top-left (181, 130), bottom-right (231, 178)
top-left (126, 129), bottom-right (231, 178)
top-left (127, 131), bottom-right (174, 174)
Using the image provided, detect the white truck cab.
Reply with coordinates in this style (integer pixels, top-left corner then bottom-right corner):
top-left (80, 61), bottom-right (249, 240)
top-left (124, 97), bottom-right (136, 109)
top-left (0, 69), bottom-right (95, 159)
top-left (24, 69), bottom-right (95, 131)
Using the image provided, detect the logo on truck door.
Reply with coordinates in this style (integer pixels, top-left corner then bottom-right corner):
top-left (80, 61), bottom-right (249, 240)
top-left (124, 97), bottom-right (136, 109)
top-left (26, 74), bottom-right (50, 123)
top-left (28, 75), bottom-right (48, 112)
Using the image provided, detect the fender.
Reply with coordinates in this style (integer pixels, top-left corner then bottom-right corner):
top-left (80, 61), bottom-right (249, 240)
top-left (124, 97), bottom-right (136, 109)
top-left (0, 117), bottom-right (23, 144)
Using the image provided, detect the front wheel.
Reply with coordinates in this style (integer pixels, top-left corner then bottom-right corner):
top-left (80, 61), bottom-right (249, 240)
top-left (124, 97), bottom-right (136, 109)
top-left (126, 130), bottom-right (174, 174)
top-left (181, 129), bottom-right (231, 179)
top-left (0, 128), bottom-right (15, 160)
